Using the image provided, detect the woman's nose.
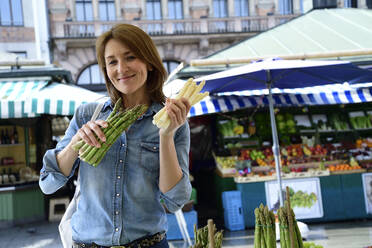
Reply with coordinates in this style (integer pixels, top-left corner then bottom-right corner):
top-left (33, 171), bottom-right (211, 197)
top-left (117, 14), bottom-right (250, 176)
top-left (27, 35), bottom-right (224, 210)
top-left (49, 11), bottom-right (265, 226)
top-left (117, 60), bottom-right (128, 72)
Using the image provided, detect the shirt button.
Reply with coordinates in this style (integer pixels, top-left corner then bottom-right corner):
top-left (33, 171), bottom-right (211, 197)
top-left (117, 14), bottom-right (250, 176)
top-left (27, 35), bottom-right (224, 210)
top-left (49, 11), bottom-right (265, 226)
top-left (117, 175), bottom-right (121, 179)
top-left (119, 159), bottom-right (123, 163)
top-left (153, 146), bottom-right (157, 150)
top-left (116, 193), bottom-right (120, 197)
top-left (115, 211), bottom-right (119, 215)
top-left (121, 144), bottom-right (125, 147)
top-left (115, 228), bottom-right (119, 232)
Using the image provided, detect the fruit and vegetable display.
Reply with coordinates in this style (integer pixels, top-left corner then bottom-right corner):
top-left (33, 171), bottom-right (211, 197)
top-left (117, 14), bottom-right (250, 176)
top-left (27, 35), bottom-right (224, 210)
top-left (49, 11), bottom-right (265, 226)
top-left (153, 78), bottom-right (209, 129)
top-left (288, 187), bottom-right (317, 208)
top-left (214, 155), bottom-right (237, 171)
top-left (218, 119), bottom-right (244, 137)
top-left (276, 113), bottom-right (297, 134)
top-left (328, 113), bottom-right (349, 131)
top-left (215, 107), bottom-right (372, 180)
top-left (350, 115), bottom-right (372, 129)
top-left (72, 99), bottom-right (148, 167)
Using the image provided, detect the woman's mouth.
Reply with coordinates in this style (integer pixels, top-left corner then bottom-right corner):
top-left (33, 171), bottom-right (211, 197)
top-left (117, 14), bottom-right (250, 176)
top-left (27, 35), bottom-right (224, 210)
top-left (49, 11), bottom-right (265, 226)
top-left (118, 75), bottom-right (134, 82)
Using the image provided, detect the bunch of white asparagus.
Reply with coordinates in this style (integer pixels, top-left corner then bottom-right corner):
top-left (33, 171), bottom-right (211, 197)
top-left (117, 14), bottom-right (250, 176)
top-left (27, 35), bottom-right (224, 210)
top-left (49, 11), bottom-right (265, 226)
top-left (153, 78), bottom-right (209, 129)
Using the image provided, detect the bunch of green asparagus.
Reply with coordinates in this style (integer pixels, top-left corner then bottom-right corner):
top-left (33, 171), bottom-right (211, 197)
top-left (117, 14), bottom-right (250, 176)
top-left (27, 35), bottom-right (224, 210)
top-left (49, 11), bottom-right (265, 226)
top-left (192, 222), bottom-right (223, 248)
top-left (72, 98), bottom-right (148, 167)
top-left (278, 202), bottom-right (304, 248)
top-left (254, 204), bottom-right (276, 248)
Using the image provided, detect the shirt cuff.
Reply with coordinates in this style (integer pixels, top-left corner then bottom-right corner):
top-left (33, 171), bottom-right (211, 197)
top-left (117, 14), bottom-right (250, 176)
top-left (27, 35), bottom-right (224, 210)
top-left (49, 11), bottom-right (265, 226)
top-left (160, 173), bottom-right (192, 213)
top-left (39, 149), bottom-right (77, 195)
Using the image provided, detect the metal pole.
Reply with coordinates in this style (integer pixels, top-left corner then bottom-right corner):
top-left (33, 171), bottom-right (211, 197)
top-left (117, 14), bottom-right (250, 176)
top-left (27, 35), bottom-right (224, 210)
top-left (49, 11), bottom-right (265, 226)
top-left (267, 71), bottom-right (284, 207)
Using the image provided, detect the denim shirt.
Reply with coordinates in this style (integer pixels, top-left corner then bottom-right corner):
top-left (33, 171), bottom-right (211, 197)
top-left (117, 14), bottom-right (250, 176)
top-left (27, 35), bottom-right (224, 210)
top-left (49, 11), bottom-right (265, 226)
top-left (39, 100), bottom-right (192, 246)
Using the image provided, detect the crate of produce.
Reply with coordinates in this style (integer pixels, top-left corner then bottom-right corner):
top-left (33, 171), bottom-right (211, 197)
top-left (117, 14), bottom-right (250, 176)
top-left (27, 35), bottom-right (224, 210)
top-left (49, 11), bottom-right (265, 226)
top-left (214, 154), bottom-right (238, 175)
top-left (222, 190), bottom-right (245, 231)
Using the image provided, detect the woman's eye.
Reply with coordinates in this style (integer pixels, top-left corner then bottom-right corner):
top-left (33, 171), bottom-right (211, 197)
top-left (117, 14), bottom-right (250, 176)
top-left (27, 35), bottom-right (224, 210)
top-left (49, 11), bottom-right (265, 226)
top-left (126, 56), bottom-right (136, 61)
top-left (108, 60), bottom-right (117, 65)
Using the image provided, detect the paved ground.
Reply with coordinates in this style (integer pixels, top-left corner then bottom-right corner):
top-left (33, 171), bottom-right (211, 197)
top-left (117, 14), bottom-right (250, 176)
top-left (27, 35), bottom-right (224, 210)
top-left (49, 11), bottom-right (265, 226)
top-left (1, 219), bottom-right (372, 248)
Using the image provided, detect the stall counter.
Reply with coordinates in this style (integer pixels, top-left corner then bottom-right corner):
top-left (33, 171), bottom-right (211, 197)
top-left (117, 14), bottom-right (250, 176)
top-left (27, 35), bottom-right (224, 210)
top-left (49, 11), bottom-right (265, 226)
top-left (0, 181), bottom-right (45, 228)
top-left (222, 172), bottom-right (372, 228)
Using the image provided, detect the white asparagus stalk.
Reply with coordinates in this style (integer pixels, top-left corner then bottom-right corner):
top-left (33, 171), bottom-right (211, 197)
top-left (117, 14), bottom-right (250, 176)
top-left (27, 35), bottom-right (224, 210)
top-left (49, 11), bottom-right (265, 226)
top-left (153, 78), bottom-right (209, 129)
top-left (191, 92), bottom-right (209, 106)
top-left (188, 81), bottom-right (206, 104)
top-left (160, 91), bottom-right (209, 130)
top-left (157, 81), bottom-right (196, 126)
top-left (153, 78), bottom-right (193, 124)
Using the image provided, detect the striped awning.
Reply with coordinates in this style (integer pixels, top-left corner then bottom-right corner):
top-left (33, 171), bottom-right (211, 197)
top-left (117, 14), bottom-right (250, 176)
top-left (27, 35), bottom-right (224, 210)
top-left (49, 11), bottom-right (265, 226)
top-left (0, 79), bottom-right (48, 119)
top-left (0, 79), bottom-right (105, 119)
top-left (189, 83), bottom-right (372, 117)
top-left (24, 82), bottom-right (105, 116)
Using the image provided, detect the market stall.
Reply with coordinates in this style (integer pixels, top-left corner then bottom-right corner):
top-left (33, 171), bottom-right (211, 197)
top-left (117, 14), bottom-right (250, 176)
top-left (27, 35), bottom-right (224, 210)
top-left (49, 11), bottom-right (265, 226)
top-left (178, 59), bottom-right (372, 229)
top-left (0, 67), bottom-right (104, 227)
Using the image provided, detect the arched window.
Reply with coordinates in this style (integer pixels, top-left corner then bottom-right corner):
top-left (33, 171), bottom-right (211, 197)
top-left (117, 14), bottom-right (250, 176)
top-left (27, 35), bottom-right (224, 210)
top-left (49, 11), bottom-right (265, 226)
top-left (77, 63), bottom-right (106, 92)
top-left (163, 60), bottom-right (180, 74)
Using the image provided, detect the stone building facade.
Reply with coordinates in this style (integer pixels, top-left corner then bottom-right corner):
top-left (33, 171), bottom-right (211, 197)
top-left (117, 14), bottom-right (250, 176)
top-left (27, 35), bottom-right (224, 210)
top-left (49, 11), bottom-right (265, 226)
top-left (1, 0), bottom-right (371, 91)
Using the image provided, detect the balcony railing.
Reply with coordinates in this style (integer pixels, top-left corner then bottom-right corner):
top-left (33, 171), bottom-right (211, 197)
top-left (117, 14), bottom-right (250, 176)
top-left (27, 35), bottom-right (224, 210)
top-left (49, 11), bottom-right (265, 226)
top-left (53, 14), bottom-right (299, 38)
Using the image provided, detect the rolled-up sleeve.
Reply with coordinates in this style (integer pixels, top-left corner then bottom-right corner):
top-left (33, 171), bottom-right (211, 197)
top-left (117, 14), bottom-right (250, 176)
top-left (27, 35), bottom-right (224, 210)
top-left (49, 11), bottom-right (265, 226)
top-left (160, 122), bottom-right (192, 213)
top-left (39, 110), bottom-right (81, 195)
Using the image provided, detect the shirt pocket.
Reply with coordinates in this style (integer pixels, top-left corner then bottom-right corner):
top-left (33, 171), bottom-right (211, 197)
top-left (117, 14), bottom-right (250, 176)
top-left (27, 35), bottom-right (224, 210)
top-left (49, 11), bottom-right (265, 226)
top-left (140, 142), bottom-right (160, 173)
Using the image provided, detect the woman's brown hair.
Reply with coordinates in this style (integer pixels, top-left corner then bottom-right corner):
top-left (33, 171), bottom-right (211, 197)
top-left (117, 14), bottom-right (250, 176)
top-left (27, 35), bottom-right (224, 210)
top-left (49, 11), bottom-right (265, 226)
top-left (96, 24), bottom-right (167, 106)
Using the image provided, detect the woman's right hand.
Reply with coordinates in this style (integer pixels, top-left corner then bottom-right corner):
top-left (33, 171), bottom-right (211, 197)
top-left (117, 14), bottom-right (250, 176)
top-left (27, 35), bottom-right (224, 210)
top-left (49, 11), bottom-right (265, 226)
top-left (71, 120), bottom-right (108, 149)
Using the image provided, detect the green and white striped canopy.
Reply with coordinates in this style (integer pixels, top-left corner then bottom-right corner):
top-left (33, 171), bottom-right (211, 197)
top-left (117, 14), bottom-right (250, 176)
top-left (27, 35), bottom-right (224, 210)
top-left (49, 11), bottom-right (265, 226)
top-left (0, 79), bottom-right (105, 119)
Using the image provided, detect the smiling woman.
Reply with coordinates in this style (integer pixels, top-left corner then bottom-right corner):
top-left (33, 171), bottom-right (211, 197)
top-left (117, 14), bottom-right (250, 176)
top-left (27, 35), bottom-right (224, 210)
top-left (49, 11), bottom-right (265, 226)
top-left (39, 23), bottom-right (193, 248)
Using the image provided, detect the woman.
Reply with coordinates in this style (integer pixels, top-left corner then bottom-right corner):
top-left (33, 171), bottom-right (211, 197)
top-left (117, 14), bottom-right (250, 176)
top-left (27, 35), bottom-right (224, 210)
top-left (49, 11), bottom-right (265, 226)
top-left (39, 24), bottom-right (192, 248)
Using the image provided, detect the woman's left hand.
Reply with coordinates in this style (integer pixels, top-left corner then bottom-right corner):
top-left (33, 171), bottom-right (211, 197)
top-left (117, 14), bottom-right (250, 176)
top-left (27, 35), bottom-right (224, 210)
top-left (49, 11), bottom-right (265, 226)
top-left (160, 97), bottom-right (191, 136)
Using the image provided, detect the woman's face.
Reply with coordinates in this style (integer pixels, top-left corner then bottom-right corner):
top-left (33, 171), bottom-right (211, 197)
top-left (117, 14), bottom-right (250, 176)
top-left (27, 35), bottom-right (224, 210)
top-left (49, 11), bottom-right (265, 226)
top-left (104, 38), bottom-right (150, 98)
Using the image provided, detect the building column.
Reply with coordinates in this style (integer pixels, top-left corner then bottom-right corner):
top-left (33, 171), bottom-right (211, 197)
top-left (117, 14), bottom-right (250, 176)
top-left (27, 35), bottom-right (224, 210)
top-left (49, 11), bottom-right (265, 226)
top-left (227, 0), bottom-right (234, 16)
top-left (358, 0), bottom-right (368, 8)
top-left (69, 0), bottom-right (75, 20)
top-left (249, 0), bottom-right (256, 16)
top-left (115, 0), bottom-right (121, 20)
top-left (92, 0), bottom-right (99, 20)
top-left (162, 0), bottom-right (168, 18)
top-left (207, 0), bottom-right (213, 17)
top-left (141, 0), bottom-right (146, 18)
top-left (292, 0), bottom-right (301, 14)
top-left (183, 0), bottom-right (190, 18)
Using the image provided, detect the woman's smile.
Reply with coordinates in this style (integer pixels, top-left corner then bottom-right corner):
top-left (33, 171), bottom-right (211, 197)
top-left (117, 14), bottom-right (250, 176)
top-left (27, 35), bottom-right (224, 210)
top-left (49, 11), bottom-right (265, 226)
top-left (117, 74), bottom-right (135, 83)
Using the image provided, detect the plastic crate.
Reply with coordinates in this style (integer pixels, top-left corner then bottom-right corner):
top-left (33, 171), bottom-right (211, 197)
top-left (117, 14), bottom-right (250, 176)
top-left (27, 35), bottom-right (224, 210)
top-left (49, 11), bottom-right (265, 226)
top-left (166, 210), bottom-right (197, 240)
top-left (222, 190), bottom-right (245, 231)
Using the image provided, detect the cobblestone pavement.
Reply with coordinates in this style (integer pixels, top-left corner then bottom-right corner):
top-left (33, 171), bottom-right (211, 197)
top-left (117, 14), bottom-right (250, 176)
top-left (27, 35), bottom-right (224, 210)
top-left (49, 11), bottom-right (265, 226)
top-left (1, 219), bottom-right (372, 248)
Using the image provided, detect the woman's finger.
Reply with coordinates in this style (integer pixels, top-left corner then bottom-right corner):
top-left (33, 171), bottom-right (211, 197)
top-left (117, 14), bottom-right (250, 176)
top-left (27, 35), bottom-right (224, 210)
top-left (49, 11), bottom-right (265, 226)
top-left (180, 97), bottom-right (191, 113)
top-left (91, 120), bottom-right (107, 143)
top-left (80, 122), bottom-right (101, 147)
top-left (171, 99), bottom-right (186, 115)
top-left (168, 101), bottom-right (183, 124)
top-left (77, 125), bottom-right (97, 147)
